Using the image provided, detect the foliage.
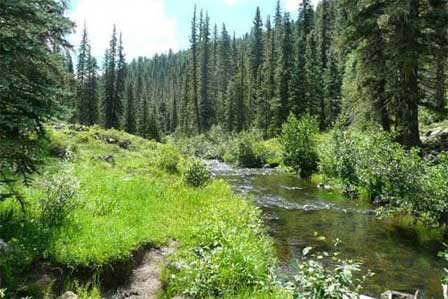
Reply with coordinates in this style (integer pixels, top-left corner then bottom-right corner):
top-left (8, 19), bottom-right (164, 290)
top-left (319, 126), bottom-right (448, 226)
top-left (231, 131), bottom-right (267, 168)
top-left (0, 126), bottom-right (278, 298)
top-left (163, 203), bottom-right (276, 298)
top-left (158, 145), bottom-right (180, 174)
top-left (289, 244), bottom-right (368, 299)
top-left (39, 167), bottom-right (80, 226)
top-left (438, 248), bottom-right (448, 285)
top-left (0, 0), bottom-right (73, 206)
top-left (280, 115), bottom-right (319, 177)
top-left (183, 159), bottom-right (211, 187)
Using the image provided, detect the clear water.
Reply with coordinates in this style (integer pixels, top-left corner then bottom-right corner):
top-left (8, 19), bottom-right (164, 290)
top-left (207, 160), bottom-right (446, 298)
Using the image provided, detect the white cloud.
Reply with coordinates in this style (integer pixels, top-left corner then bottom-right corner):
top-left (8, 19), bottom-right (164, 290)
top-left (69, 0), bottom-right (178, 62)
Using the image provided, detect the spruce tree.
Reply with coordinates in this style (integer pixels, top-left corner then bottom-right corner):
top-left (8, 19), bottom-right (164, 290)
top-left (199, 12), bottom-right (212, 130)
top-left (271, 13), bottom-right (293, 134)
top-left (0, 0), bottom-right (73, 203)
top-left (103, 26), bottom-right (121, 129)
top-left (190, 6), bottom-right (201, 134)
top-left (86, 46), bottom-right (99, 125)
top-left (256, 16), bottom-right (275, 136)
top-left (125, 81), bottom-right (137, 134)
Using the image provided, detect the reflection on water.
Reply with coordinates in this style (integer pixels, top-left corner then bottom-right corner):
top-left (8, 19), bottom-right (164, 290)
top-left (207, 160), bottom-right (445, 298)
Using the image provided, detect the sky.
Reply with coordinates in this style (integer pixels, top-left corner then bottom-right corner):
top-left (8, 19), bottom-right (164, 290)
top-left (68, 0), bottom-right (319, 61)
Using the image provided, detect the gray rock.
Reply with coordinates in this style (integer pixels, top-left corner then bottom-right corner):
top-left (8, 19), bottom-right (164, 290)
top-left (380, 290), bottom-right (419, 299)
top-left (57, 291), bottom-right (78, 299)
top-left (0, 239), bottom-right (8, 252)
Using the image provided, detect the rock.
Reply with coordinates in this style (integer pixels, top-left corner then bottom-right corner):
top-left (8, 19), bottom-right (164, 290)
top-left (361, 295), bottom-right (376, 299)
top-left (57, 291), bottom-right (78, 299)
top-left (94, 133), bottom-right (131, 149)
top-left (380, 290), bottom-right (419, 299)
top-left (118, 140), bottom-right (131, 149)
top-left (430, 128), bottom-right (443, 138)
top-left (92, 154), bottom-right (115, 164)
top-left (34, 274), bottom-right (53, 290)
top-left (0, 239), bottom-right (8, 252)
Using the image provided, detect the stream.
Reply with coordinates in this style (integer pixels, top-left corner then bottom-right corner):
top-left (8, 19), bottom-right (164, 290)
top-left (206, 160), bottom-right (446, 298)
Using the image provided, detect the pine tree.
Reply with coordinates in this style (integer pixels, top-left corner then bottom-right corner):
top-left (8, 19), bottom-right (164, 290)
top-left (76, 23), bottom-right (89, 124)
top-left (116, 32), bottom-right (127, 127)
top-left (271, 13), bottom-right (293, 134)
top-left (125, 81), bottom-right (137, 134)
top-left (256, 16), bottom-right (275, 135)
top-left (104, 25), bottom-right (121, 129)
top-left (216, 24), bottom-right (233, 126)
top-left (190, 6), bottom-right (201, 134)
top-left (289, 0), bottom-right (314, 117)
top-left (0, 0), bottom-right (73, 203)
top-left (199, 12), bottom-right (212, 130)
top-left (249, 7), bottom-right (264, 127)
top-left (76, 24), bottom-right (98, 126)
top-left (85, 46), bottom-right (99, 125)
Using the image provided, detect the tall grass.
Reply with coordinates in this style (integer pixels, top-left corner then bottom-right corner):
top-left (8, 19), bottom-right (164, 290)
top-left (0, 125), bottom-right (279, 298)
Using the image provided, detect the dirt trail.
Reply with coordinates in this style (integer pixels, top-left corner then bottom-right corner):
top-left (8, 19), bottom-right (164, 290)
top-left (107, 244), bottom-right (176, 299)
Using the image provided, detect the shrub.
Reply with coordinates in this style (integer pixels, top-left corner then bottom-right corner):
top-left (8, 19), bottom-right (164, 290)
top-left (319, 126), bottom-right (448, 226)
top-left (39, 167), bottom-right (80, 226)
top-left (280, 115), bottom-right (319, 177)
top-left (233, 131), bottom-right (266, 168)
top-left (318, 129), bottom-right (359, 187)
top-left (158, 145), bottom-right (180, 174)
top-left (183, 159), bottom-right (211, 187)
top-left (290, 245), bottom-right (368, 299)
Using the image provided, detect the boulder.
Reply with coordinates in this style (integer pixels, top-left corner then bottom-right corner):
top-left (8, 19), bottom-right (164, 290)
top-left (57, 291), bottom-right (78, 299)
top-left (380, 290), bottom-right (419, 299)
top-left (92, 154), bottom-right (115, 164)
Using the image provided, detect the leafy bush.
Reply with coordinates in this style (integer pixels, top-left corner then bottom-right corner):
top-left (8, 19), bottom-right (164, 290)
top-left (158, 145), bottom-right (180, 174)
top-left (232, 131), bottom-right (266, 168)
top-left (39, 167), bottom-right (80, 226)
top-left (169, 126), bottom-right (231, 160)
top-left (183, 159), bottom-right (211, 187)
top-left (280, 115), bottom-right (319, 177)
top-left (318, 129), bottom-right (359, 187)
top-left (289, 245), bottom-right (368, 299)
top-left (319, 126), bottom-right (448, 226)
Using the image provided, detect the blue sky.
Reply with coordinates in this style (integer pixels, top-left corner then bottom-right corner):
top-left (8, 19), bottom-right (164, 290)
top-left (68, 0), bottom-right (318, 60)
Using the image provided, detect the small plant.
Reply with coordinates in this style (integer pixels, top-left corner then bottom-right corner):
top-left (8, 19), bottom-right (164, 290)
top-left (183, 159), bottom-right (211, 187)
top-left (0, 289), bottom-right (6, 299)
top-left (39, 167), bottom-right (80, 226)
top-left (289, 240), bottom-right (371, 299)
top-left (280, 115), bottom-right (319, 177)
top-left (158, 146), bottom-right (180, 174)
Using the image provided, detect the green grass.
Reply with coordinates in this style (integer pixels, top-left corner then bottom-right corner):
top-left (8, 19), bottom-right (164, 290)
top-left (0, 125), bottom-right (282, 298)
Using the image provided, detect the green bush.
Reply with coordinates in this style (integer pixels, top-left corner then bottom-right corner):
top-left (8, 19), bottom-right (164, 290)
top-left (290, 244), bottom-right (368, 299)
top-left (280, 115), bottom-right (319, 177)
top-left (39, 167), bottom-right (80, 226)
top-left (318, 129), bottom-right (359, 187)
top-left (319, 126), bottom-right (448, 226)
top-left (158, 146), bottom-right (180, 174)
top-left (183, 159), bottom-right (211, 187)
top-left (232, 131), bottom-right (266, 168)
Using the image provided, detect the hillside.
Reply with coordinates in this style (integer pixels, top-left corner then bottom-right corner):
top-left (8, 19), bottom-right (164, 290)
top-left (0, 124), bottom-right (286, 298)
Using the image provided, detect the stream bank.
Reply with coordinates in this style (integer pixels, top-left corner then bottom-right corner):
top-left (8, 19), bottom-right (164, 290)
top-left (207, 160), bottom-right (445, 298)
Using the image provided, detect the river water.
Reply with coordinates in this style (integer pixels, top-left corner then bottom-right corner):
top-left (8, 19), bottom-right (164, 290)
top-left (206, 160), bottom-right (446, 298)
